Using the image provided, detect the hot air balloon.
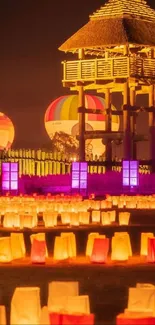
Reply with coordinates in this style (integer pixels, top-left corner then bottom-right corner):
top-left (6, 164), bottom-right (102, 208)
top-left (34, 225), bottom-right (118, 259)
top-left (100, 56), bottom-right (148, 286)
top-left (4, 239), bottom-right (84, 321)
top-left (0, 113), bottom-right (15, 150)
top-left (44, 95), bottom-right (119, 157)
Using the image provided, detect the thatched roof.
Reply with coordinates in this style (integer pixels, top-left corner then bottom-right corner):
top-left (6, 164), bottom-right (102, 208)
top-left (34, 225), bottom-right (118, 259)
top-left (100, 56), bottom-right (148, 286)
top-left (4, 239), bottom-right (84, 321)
top-left (59, 0), bottom-right (155, 53)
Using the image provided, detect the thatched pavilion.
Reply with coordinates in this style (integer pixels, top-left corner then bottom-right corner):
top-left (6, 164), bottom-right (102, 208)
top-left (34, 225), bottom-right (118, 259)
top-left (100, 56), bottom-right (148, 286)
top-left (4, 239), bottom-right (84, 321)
top-left (59, 0), bottom-right (155, 170)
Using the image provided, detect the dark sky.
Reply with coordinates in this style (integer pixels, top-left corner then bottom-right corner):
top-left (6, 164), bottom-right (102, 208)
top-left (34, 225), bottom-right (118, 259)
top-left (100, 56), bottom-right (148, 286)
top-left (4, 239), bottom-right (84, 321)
top-left (0, 0), bottom-right (154, 155)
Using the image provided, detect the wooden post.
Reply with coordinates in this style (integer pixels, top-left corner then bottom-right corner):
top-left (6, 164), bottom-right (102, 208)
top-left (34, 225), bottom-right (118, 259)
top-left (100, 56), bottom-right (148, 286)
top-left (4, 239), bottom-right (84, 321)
top-left (78, 49), bottom-right (85, 162)
top-left (123, 82), bottom-right (131, 160)
top-left (105, 88), bottom-right (112, 170)
top-left (149, 84), bottom-right (155, 172)
top-left (130, 88), bottom-right (137, 160)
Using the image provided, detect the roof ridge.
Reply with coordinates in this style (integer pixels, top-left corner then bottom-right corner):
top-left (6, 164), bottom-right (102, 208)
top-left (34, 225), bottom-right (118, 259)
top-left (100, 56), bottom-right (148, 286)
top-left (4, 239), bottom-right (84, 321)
top-left (90, 0), bottom-right (155, 22)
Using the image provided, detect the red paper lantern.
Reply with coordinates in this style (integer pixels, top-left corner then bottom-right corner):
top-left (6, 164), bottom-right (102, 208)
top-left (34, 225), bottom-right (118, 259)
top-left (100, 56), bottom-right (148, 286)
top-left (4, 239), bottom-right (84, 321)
top-left (116, 313), bottom-right (155, 325)
top-left (91, 238), bottom-right (109, 263)
top-left (147, 238), bottom-right (155, 263)
top-left (49, 313), bottom-right (94, 325)
top-left (31, 239), bottom-right (46, 264)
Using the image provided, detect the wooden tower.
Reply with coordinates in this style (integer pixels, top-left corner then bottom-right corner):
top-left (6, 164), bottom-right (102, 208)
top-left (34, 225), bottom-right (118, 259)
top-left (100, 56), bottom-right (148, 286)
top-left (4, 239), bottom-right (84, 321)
top-left (59, 0), bottom-right (155, 170)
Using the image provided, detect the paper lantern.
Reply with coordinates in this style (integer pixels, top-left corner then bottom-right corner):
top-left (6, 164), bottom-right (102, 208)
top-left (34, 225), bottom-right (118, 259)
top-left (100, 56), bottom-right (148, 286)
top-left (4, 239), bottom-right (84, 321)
top-left (53, 236), bottom-right (68, 260)
top-left (116, 313), bottom-right (155, 325)
top-left (79, 212), bottom-right (90, 225)
top-left (0, 237), bottom-right (12, 262)
top-left (0, 306), bottom-right (6, 325)
top-left (127, 287), bottom-right (155, 313)
top-left (91, 211), bottom-right (100, 223)
top-left (10, 233), bottom-right (26, 260)
top-left (147, 238), bottom-right (155, 263)
top-left (119, 212), bottom-right (130, 225)
top-left (49, 313), bottom-right (94, 325)
top-left (10, 287), bottom-right (41, 325)
top-left (101, 200), bottom-right (107, 209)
top-left (91, 238), bottom-right (109, 263)
top-left (91, 200), bottom-right (100, 210)
top-left (65, 295), bottom-right (90, 314)
top-left (30, 233), bottom-right (48, 257)
top-left (39, 306), bottom-right (50, 325)
top-left (118, 201), bottom-right (124, 209)
top-left (70, 212), bottom-right (79, 226)
top-left (31, 239), bottom-right (46, 264)
top-left (111, 233), bottom-right (132, 261)
top-left (101, 212), bottom-right (111, 225)
top-left (61, 212), bottom-right (70, 225)
top-left (109, 210), bottom-right (116, 223)
top-left (43, 211), bottom-right (57, 227)
top-left (61, 233), bottom-right (76, 258)
top-left (140, 233), bottom-right (154, 256)
top-left (3, 212), bottom-right (20, 228)
top-left (86, 233), bottom-right (100, 257)
top-left (20, 214), bottom-right (37, 229)
top-left (48, 281), bottom-right (79, 312)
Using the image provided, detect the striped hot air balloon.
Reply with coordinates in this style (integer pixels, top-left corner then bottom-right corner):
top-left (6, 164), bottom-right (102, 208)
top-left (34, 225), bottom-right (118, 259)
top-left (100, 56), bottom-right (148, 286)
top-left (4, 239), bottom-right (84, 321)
top-left (0, 113), bottom-right (15, 150)
top-left (44, 95), bottom-right (119, 156)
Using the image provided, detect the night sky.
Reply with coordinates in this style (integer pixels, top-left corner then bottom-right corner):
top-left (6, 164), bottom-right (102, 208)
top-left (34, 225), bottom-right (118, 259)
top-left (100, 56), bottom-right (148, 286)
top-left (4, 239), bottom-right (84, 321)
top-left (0, 0), bottom-right (154, 157)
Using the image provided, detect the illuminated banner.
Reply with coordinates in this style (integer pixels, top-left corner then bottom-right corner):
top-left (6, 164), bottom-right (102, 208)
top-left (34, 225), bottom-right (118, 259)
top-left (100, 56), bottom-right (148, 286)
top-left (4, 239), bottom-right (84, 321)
top-left (122, 160), bottom-right (139, 187)
top-left (2, 162), bottom-right (19, 192)
top-left (71, 162), bottom-right (88, 192)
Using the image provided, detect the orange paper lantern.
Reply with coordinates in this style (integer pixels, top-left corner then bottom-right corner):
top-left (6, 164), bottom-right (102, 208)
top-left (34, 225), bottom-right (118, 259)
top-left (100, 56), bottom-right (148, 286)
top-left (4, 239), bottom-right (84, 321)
top-left (49, 313), bottom-right (94, 325)
top-left (147, 238), bottom-right (155, 263)
top-left (116, 313), bottom-right (155, 325)
top-left (31, 239), bottom-right (46, 264)
top-left (91, 238), bottom-right (109, 263)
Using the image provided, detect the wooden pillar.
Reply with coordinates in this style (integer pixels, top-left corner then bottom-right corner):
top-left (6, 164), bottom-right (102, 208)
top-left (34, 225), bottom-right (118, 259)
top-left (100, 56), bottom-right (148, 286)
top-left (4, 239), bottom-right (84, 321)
top-left (149, 84), bottom-right (155, 172)
top-left (105, 88), bottom-right (112, 169)
top-left (130, 88), bottom-right (137, 160)
top-left (78, 49), bottom-right (85, 162)
top-left (123, 82), bottom-right (131, 160)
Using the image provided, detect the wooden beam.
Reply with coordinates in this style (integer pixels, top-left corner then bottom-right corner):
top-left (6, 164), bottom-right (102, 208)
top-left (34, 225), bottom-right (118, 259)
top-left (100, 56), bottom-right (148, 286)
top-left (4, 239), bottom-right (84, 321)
top-left (78, 107), bottom-right (103, 114)
top-left (77, 131), bottom-right (124, 140)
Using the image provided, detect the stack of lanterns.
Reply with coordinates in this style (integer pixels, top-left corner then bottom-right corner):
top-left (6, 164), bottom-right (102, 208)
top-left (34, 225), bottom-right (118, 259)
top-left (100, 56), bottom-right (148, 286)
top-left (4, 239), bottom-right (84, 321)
top-left (116, 283), bottom-right (155, 324)
top-left (9, 281), bottom-right (95, 325)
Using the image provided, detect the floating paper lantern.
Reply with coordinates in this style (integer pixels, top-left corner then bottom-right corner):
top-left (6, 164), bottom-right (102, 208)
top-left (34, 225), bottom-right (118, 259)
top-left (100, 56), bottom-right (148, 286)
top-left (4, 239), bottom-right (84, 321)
top-left (44, 95), bottom-right (119, 157)
top-left (10, 233), bottom-right (25, 260)
top-left (119, 212), bottom-right (130, 226)
top-left (140, 233), bottom-right (154, 256)
top-left (91, 238), bottom-right (109, 263)
top-left (147, 238), bottom-right (155, 263)
top-left (31, 239), bottom-right (46, 264)
top-left (0, 112), bottom-right (14, 150)
top-left (48, 281), bottom-right (79, 312)
top-left (10, 287), bottom-right (41, 325)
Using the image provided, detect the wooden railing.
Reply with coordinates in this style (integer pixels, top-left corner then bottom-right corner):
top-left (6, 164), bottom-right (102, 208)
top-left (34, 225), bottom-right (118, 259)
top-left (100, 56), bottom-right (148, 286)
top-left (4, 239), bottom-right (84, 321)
top-left (62, 57), bottom-right (155, 82)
